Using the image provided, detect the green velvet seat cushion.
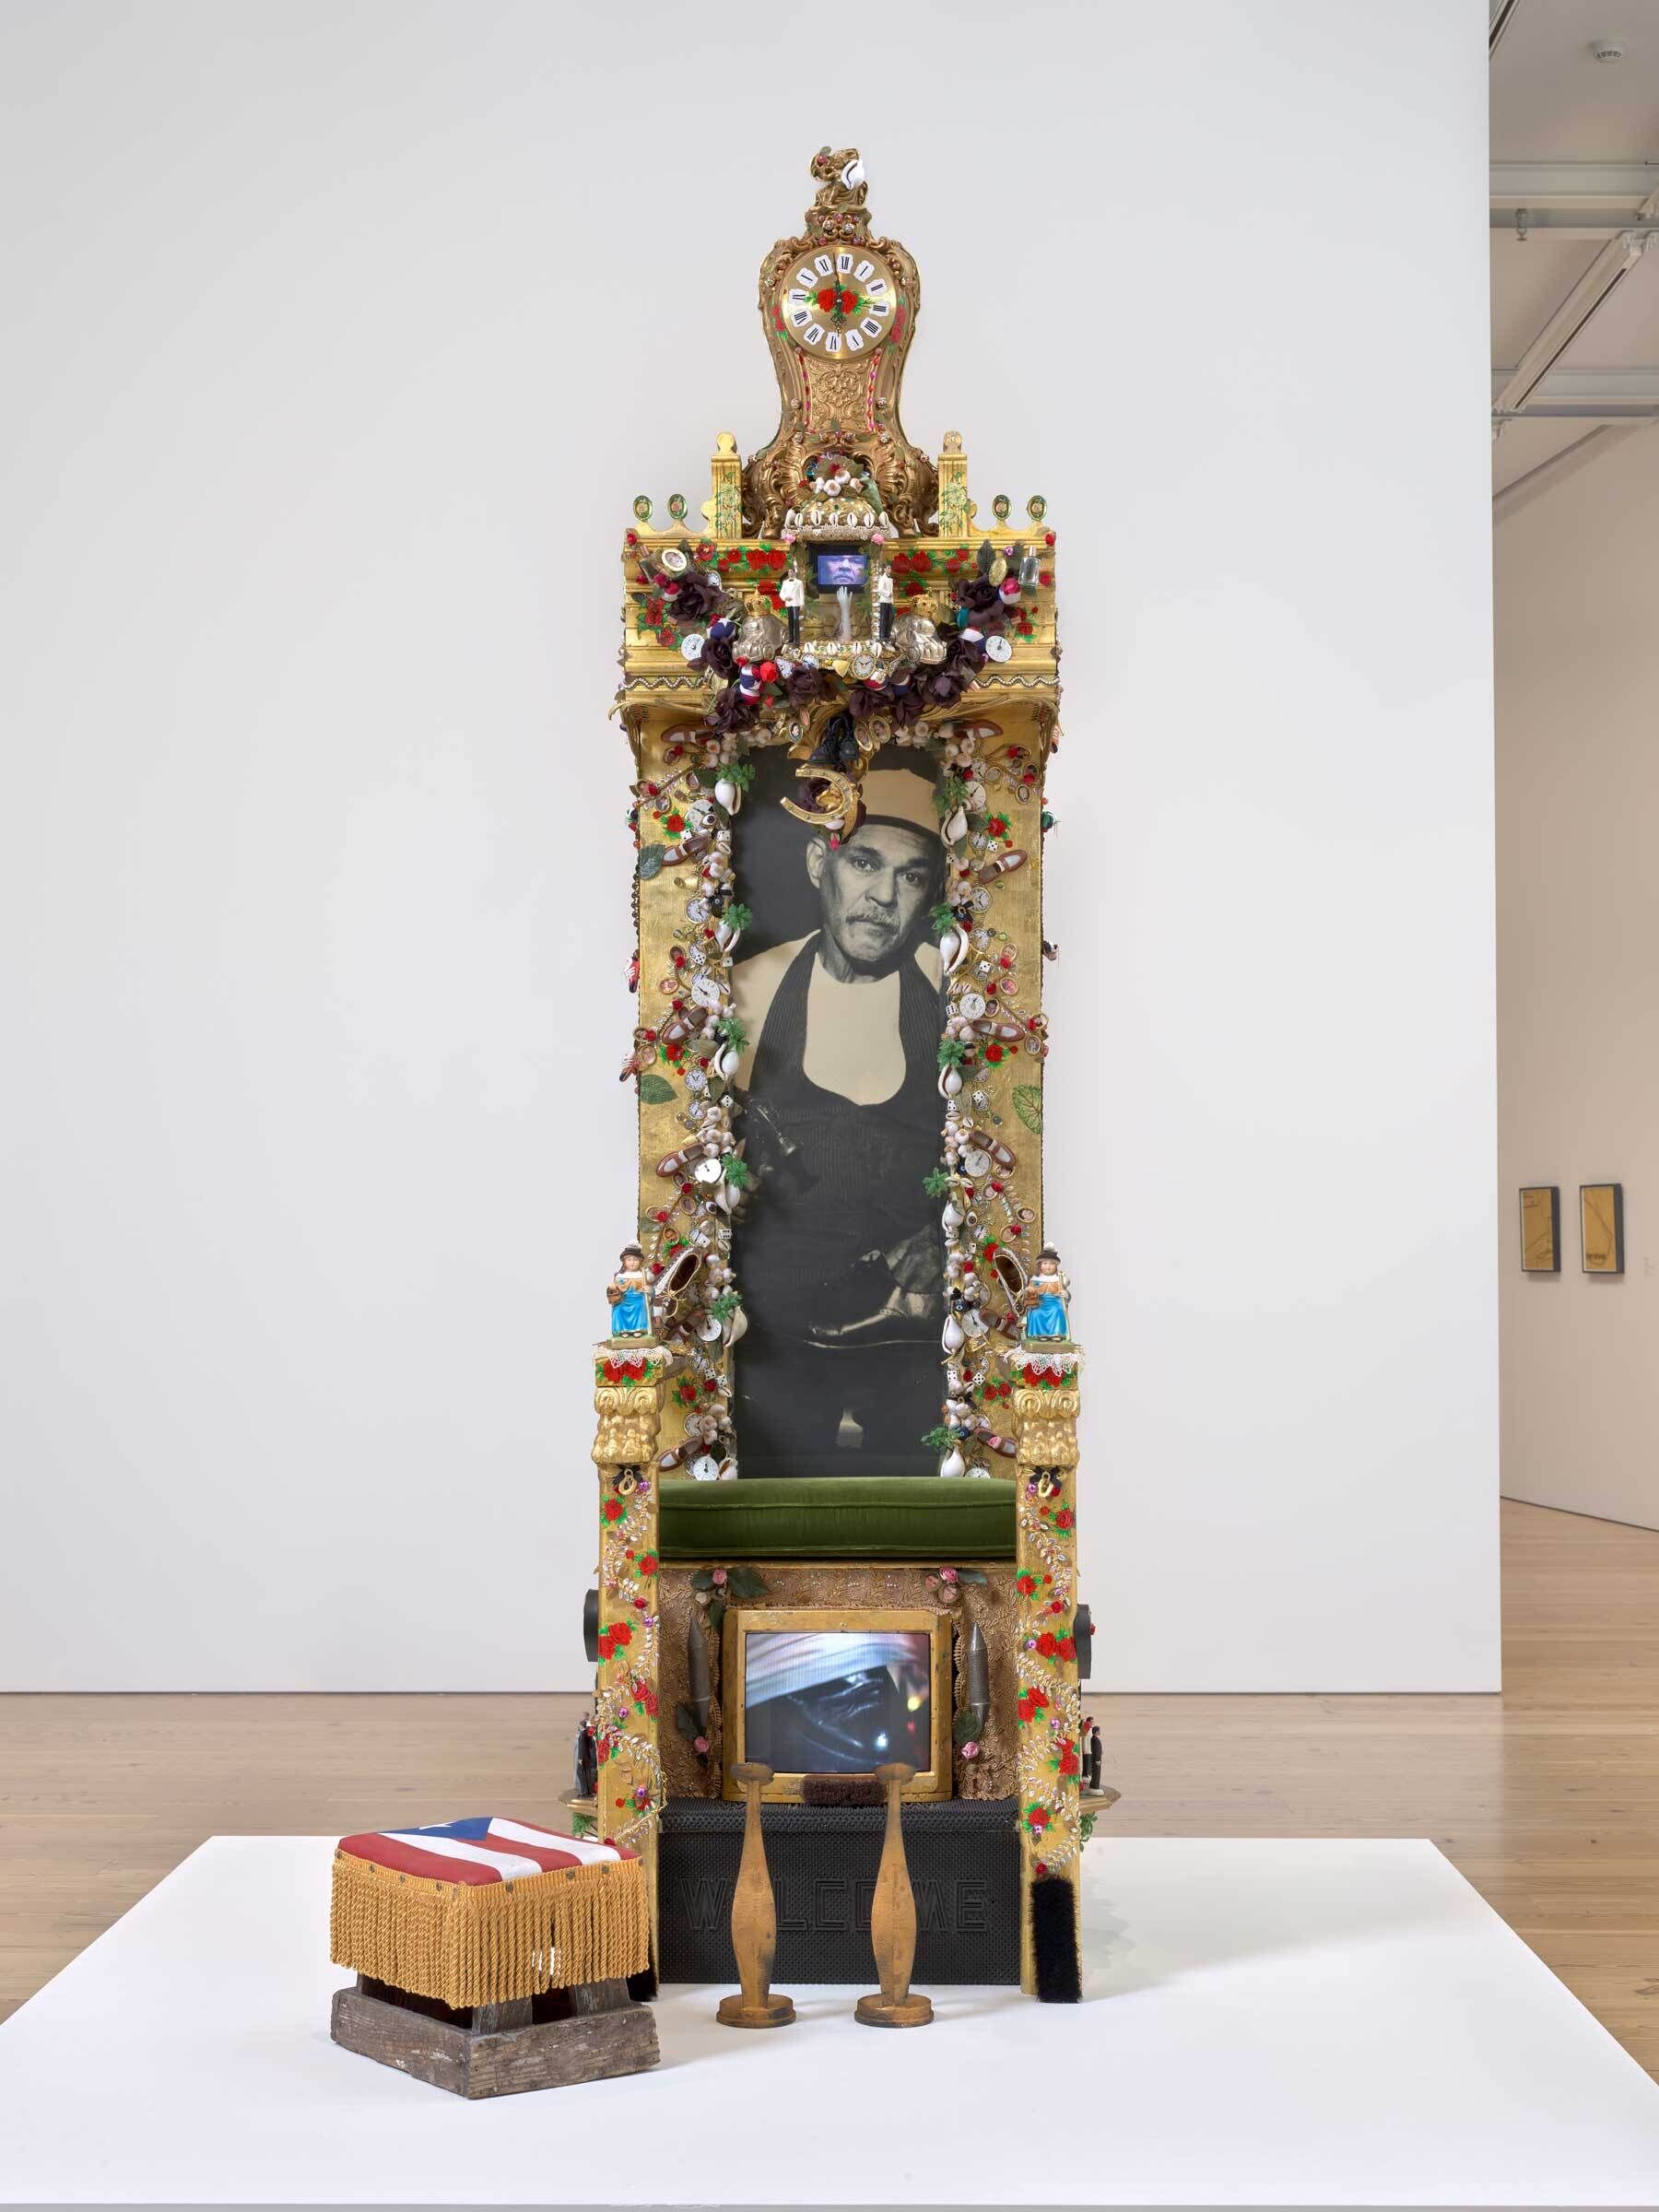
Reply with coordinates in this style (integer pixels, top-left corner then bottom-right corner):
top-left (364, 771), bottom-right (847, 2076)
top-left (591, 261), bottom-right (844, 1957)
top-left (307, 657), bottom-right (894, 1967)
top-left (657, 1475), bottom-right (1017, 1563)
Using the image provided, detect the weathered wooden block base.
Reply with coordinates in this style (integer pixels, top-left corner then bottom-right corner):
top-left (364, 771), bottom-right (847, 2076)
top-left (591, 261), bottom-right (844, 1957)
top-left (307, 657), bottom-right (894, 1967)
top-left (330, 1976), bottom-right (659, 2099)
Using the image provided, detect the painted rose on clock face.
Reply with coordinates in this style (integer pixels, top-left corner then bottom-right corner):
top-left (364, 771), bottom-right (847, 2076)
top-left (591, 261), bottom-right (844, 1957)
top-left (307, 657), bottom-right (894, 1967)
top-left (776, 245), bottom-right (898, 358)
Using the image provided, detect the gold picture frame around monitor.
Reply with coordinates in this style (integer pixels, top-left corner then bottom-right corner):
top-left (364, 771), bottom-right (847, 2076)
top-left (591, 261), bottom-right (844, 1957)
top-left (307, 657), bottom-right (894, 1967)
top-left (720, 1607), bottom-right (952, 1803)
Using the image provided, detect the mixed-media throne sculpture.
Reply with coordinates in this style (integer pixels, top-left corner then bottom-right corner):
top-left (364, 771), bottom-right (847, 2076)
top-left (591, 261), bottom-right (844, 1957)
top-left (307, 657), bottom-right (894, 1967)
top-left (582, 150), bottom-right (1104, 2003)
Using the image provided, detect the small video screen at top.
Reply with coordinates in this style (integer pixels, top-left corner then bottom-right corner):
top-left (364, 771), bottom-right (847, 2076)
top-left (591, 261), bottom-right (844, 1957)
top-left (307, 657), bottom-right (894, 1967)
top-left (814, 549), bottom-right (868, 590)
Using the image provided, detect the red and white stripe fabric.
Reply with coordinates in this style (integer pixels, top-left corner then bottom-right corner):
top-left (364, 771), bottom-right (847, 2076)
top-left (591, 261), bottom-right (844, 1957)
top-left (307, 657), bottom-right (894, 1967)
top-left (336, 1815), bottom-right (633, 1887)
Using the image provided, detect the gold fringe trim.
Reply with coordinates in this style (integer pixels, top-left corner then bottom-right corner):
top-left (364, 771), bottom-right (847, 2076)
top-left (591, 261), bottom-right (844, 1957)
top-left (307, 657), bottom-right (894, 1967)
top-left (329, 1850), bottom-right (650, 2009)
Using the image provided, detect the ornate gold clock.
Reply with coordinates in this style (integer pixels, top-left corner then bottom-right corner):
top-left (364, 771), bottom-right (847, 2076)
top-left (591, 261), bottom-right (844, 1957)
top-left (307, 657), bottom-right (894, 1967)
top-left (746, 147), bottom-right (934, 536)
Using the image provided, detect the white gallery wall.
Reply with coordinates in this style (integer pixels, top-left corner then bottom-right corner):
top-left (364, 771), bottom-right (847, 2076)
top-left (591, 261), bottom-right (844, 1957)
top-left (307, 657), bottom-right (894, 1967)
top-left (1498, 433), bottom-right (1659, 1532)
top-left (0, 0), bottom-right (1499, 1691)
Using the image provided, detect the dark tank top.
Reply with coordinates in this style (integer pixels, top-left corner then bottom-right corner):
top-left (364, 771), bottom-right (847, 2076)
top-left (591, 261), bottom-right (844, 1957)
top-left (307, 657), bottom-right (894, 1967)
top-left (737, 935), bottom-right (942, 1335)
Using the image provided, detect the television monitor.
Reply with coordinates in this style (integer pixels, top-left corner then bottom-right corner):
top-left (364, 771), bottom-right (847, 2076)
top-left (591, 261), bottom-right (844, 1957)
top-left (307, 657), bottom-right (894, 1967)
top-left (722, 1607), bottom-right (950, 1801)
top-left (814, 548), bottom-right (868, 591)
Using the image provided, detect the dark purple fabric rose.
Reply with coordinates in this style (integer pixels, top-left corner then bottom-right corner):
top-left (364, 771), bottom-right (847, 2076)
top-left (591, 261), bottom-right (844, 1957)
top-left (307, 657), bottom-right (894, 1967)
top-left (669, 574), bottom-right (723, 627)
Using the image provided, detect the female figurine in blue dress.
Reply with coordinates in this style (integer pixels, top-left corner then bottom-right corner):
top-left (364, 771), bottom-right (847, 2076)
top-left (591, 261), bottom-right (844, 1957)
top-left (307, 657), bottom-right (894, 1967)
top-left (1021, 1246), bottom-right (1071, 1341)
top-left (607, 1244), bottom-right (653, 1339)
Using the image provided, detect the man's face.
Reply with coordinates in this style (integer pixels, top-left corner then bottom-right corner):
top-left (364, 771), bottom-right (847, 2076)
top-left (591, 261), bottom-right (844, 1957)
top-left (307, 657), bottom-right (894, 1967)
top-left (806, 820), bottom-right (937, 971)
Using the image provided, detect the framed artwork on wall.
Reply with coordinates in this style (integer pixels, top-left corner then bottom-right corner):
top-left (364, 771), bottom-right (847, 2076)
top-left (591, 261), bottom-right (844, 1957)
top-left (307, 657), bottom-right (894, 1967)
top-left (1519, 1186), bottom-right (1560, 1273)
top-left (1580, 1183), bottom-right (1625, 1276)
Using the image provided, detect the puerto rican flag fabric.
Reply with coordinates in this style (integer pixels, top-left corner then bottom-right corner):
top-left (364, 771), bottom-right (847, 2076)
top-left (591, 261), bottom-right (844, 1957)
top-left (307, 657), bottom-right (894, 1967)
top-left (337, 1815), bottom-right (634, 1887)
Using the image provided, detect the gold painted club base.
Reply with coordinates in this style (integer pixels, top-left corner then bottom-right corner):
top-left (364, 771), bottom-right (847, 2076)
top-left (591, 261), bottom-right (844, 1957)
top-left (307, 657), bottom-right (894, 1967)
top-left (854, 1990), bottom-right (934, 2028)
top-left (716, 1992), bottom-right (796, 2030)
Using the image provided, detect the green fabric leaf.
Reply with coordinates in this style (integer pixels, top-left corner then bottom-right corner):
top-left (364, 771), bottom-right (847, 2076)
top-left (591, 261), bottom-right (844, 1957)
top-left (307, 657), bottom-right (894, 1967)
top-left (637, 842), bottom-right (667, 881)
top-left (637, 1073), bottom-right (676, 1104)
top-left (1013, 1084), bottom-right (1043, 1134)
top-left (726, 1566), bottom-right (770, 1601)
top-left (953, 1566), bottom-right (988, 1586)
top-left (689, 1569), bottom-right (716, 1592)
top-left (953, 1709), bottom-right (982, 1745)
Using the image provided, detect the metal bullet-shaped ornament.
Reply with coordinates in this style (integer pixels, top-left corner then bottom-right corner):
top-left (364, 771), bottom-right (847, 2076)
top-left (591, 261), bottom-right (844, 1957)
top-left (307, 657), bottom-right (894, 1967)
top-left (965, 1624), bottom-right (991, 1736)
top-left (686, 1620), bottom-right (712, 1731)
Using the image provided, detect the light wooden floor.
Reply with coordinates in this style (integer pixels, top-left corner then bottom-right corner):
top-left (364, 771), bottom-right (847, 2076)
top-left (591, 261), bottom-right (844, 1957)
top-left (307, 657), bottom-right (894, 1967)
top-left (6, 1499), bottom-right (1658, 2071)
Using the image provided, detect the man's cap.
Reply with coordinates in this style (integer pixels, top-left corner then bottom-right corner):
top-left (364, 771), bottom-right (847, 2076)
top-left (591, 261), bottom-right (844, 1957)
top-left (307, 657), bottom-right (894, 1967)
top-left (854, 766), bottom-right (939, 839)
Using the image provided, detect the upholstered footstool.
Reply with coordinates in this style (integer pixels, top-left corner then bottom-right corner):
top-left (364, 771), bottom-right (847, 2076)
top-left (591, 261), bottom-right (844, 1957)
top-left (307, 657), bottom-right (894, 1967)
top-left (329, 1816), bottom-right (658, 2097)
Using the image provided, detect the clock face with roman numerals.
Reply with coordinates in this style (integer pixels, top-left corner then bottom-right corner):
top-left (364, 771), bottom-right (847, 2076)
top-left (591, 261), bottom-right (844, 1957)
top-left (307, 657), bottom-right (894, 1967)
top-left (776, 245), bottom-right (898, 358)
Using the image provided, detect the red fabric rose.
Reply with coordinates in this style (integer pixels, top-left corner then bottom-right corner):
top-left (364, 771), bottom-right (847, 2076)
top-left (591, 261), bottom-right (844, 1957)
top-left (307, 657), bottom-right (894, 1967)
top-left (1037, 1631), bottom-right (1058, 1658)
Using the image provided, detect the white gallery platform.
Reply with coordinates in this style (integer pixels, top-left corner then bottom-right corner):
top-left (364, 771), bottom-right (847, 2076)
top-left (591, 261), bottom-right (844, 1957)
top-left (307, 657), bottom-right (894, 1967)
top-left (5, 1837), bottom-right (1659, 2209)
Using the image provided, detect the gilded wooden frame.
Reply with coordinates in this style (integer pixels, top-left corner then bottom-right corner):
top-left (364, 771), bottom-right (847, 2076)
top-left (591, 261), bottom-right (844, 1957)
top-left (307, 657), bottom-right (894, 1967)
top-left (590, 149), bottom-right (1088, 1996)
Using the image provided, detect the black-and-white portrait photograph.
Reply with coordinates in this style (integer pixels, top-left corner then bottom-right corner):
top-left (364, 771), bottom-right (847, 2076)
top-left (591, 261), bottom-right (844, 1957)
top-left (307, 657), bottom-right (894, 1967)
top-left (732, 749), bottom-right (946, 1478)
